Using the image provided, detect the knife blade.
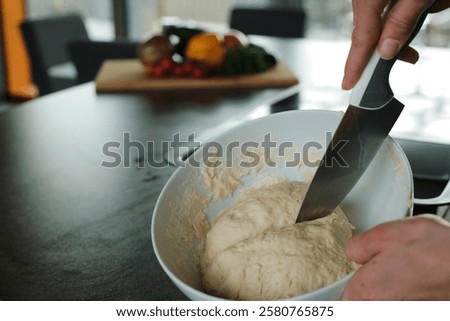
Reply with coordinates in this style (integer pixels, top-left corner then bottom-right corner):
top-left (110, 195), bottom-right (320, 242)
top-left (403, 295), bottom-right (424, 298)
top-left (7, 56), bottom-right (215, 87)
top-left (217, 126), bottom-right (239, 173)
top-left (296, 10), bottom-right (429, 223)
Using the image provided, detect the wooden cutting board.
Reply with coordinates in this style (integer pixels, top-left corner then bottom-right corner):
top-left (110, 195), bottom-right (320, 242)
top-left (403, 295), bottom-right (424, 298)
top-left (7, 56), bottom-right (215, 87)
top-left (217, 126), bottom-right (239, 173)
top-left (95, 59), bottom-right (299, 92)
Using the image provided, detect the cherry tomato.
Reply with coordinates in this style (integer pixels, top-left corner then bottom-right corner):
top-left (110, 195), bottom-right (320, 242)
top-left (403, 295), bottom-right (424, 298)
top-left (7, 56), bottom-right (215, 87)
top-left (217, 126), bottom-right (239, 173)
top-left (151, 65), bottom-right (165, 77)
top-left (192, 66), bottom-right (206, 78)
top-left (172, 64), bottom-right (184, 77)
top-left (159, 56), bottom-right (174, 71)
top-left (181, 62), bottom-right (194, 76)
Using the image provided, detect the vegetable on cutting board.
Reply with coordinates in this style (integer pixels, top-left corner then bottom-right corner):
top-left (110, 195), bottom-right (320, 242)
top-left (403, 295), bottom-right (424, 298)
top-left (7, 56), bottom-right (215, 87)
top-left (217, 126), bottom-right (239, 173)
top-left (137, 28), bottom-right (277, 78)
top-left (137, 35), bottom-right (175, 66)
top-left (185, 32), bottom-right (226, 68)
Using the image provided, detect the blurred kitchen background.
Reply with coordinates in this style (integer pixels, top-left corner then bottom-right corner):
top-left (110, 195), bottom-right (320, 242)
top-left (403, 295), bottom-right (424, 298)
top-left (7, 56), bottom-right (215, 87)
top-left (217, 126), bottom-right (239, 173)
top-left (0, 0), bottom-right (449, 107)
top-left (19, 0), bottom-right (450, 43)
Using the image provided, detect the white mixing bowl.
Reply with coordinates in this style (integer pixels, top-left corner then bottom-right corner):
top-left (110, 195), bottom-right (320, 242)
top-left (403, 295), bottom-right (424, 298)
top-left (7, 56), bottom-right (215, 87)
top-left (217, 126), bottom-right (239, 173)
top-left (151, 110), bottom-right (413, 300)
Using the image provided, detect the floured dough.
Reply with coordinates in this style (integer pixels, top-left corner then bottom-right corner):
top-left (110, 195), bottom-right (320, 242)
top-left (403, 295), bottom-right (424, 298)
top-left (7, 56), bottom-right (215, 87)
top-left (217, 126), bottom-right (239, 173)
top-left (200, 180), bottom-right (356, 300)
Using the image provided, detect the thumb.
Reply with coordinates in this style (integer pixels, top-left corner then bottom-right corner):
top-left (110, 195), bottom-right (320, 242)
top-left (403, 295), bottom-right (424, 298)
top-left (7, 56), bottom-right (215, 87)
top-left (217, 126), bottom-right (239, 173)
top-left (346, 222), bottom-right (399, 264)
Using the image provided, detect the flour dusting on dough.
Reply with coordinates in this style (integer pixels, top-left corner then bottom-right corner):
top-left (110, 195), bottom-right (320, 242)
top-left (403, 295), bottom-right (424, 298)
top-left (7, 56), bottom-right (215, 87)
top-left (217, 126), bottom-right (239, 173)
top-left (202, 148), bottom-right (266, 200)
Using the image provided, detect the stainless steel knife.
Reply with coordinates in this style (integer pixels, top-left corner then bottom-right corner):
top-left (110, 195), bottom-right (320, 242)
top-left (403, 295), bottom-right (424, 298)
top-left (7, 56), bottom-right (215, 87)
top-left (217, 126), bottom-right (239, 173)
top-left (296, 11), bottom-right (429, 223)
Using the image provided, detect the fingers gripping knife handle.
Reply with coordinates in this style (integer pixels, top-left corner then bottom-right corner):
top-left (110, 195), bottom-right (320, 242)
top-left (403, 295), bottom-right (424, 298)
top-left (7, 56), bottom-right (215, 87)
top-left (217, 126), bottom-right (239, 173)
top-left (350, 9), bottom-right (429, 109)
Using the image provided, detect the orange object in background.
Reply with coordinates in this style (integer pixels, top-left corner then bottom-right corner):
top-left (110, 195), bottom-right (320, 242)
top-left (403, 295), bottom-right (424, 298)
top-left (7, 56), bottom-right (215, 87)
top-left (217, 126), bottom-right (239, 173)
top-left (185, 32), bottom-right (226, 69)
top-left (0, 0), bottom-right (38, 100)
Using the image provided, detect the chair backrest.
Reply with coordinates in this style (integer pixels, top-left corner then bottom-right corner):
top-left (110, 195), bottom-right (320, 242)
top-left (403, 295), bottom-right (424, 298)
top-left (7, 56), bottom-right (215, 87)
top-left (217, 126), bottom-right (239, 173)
top-left (230, 7), bottom-right (307, 38)
top-left (67, 40), bottom-right (139, 84)
top-left (20, 14), bottom-right (89, 95)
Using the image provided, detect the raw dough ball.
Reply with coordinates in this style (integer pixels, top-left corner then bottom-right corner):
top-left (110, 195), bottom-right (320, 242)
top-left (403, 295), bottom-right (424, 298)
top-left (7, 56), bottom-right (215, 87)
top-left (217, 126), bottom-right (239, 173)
top-left (200, 180), bottom-right (356, 300)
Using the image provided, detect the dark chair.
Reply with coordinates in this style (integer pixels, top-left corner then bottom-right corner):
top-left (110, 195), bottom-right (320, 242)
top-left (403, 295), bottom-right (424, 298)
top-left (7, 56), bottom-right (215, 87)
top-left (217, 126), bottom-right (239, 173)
top-left (20, 14), bottom-right (89, 95)
top-left (229, 7), bottom-right (307, 38)
top-left (67, 39), bottom-right (139, 84)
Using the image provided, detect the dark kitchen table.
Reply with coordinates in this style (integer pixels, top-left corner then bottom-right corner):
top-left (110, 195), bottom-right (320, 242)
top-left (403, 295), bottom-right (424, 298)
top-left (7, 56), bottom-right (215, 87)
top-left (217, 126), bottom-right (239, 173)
top-left (0, 37), bottom-right (449, 300)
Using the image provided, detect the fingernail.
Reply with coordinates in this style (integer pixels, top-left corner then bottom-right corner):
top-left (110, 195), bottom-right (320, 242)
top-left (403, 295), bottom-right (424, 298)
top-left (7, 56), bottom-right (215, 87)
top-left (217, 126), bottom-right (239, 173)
top-left (342, 76), bottom-right (353, 91)
top-left (341, 77), bottom-right (347, 90)
top-left (379, 38), bottom-right (400, 60)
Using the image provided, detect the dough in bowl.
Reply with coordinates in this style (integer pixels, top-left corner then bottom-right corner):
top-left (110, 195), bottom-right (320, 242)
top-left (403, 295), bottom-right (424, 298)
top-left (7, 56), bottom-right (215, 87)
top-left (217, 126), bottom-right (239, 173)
top-left (200, 180), bottom-right (356, 300)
